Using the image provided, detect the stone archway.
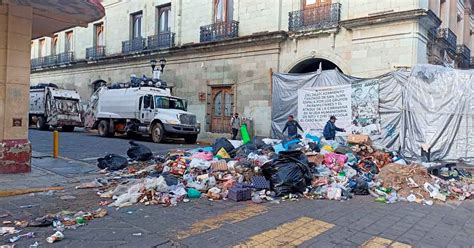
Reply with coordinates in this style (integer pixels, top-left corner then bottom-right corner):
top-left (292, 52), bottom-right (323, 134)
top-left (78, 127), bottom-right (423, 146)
top-left (91, 79), bottom-right (107, 94)
top-left (289, 58), bottom-right (342, 73)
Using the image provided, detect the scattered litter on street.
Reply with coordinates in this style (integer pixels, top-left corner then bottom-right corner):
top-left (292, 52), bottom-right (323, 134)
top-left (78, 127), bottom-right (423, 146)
top-left (86, 133), bottom-right (473, 209)
top-left (46, 231), bottom-right (64, 243)
top-left (9, 232), bottom-right (34, 243)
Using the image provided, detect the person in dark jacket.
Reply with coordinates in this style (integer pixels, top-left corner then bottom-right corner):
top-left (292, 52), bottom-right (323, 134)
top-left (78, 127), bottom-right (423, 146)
top-left (230, 113), bottom-right (241, 140)
top-left (282, 115), bottom-right (303, 138)
top-left (323, 116), bottom-right (345, 140)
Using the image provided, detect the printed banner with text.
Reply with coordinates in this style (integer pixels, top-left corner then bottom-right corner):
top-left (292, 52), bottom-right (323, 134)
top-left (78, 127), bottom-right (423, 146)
top-left (297, 85), bottom-right (352, 132)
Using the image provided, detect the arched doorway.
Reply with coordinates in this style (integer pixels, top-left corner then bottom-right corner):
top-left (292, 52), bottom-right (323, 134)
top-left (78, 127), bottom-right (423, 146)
top-left (289, 58), bottom-right (342, 73)
top-left (91, 79), bottom-right (107, 94)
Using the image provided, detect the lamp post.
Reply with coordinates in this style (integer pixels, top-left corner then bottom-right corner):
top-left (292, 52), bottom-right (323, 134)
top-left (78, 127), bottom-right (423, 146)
top-left (150, 59), bottom-right (157, 79)
top-left (151, 57), bottom-right (166, 79)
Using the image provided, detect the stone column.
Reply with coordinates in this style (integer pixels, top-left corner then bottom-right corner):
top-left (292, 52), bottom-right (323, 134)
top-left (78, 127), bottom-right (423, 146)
top-left (0, 3), bottom-right (33, 173)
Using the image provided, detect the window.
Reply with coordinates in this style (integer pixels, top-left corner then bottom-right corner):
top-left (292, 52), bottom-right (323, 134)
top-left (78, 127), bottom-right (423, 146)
top-left (94, 23), bottom-right (104, 46)
top-left (65, 31), bottom-right (74, 52)
top-left (155, 96), bottom-right (186, 111)
top-left (38, 39), bottom-right (46, 57)
top-left (213, 0), bottom-right (233, 23)
top-left (157, 5), bottom-right (171, 33)
top-left (303, 0), bottom-right (331, 9)
top-left (131, 12), bottom-right (143, 39)
top-left (51, 35), bottom-right (58, 55)
top-left (30, 42), bottom-right (34, 57)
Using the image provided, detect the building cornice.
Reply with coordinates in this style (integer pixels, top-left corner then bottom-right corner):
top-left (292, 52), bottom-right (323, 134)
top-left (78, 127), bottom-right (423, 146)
top-left (341, 9), bottom-right (440, 30)
top-left (31, 31), bottom-right (288, 74)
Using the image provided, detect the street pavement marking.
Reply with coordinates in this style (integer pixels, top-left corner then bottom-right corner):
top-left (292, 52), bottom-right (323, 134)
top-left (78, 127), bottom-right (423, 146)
top-left (176, 204), bottom-right (268, 239)
top-left (233, 217), bottom-right (334, 247)
top-left (361, 237), bottom-right (412, 248)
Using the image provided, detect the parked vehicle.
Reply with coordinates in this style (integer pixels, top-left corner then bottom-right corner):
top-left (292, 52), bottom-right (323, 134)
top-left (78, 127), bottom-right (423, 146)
top-left (84, 81), bottom-right (200, 144)
top-left (29, 84), bottom-right (83, 132)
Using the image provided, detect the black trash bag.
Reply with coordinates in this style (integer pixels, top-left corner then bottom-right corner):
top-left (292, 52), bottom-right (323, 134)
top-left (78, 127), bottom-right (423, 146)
top-left (162, 173), bottom-right (179, 186)
top-left (97, 154), bottom-right (128, 171)
top-left (252, 137), bottom-right (266, 149)
top-left (308, 142), bottom-right (320, 152)
top-left (212, 137), bottom-right (234, 155)
top-left (233, 143), bottom-right (258, 158)
top-left (127, 141), bottom-right (153, 161)
top-left (352, 177), bottom-right (369, 195)
top-left (263, 152), bottom-right (312, 197)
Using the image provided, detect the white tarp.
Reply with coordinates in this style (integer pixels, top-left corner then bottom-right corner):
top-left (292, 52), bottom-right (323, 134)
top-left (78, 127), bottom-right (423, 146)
top-left (272, 64), bottom-right (474, 161)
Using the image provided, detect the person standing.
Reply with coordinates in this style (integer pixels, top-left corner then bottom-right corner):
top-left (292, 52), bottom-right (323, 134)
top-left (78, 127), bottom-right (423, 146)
top-left (323, 116), bottom-right (345, 140)
top-left (230, 113), bottom-right (241, 140)
top-left (282, 115), bottom-right (304, 139)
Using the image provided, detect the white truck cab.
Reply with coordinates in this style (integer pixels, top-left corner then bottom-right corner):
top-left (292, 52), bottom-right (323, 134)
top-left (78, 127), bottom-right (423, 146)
top-left (85, 84), bottom-right (200, 143)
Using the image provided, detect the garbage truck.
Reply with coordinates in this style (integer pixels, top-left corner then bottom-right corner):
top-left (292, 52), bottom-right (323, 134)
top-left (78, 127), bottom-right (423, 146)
top-left (29, 84), bottom-right (83, 132)
top-left (84, 79), bottom-right (200, 144)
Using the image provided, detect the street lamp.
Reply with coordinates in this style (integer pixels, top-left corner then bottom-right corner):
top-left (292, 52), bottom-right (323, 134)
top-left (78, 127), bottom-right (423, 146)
top-left (159, 57), bottom-right (166, 72)
top-left (150, 59), bottom-right (157, 73)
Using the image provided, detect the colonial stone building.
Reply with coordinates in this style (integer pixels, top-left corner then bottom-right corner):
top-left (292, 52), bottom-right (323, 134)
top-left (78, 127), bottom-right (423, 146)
top-left (30, 0), bottom-right (474, 138)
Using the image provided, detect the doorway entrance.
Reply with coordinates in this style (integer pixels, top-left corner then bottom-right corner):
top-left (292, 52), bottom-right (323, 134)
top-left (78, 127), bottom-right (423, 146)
top-left (289, 58), bottom-right (341, 73)
top-left (209, 86), bottom-right (233, 133)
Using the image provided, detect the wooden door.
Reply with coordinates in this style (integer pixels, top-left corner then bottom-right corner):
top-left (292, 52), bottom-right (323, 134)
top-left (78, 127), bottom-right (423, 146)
top-left (303, 0), bottom-right (332, 25)
top-left (210, 86), bottom-right (233, 133)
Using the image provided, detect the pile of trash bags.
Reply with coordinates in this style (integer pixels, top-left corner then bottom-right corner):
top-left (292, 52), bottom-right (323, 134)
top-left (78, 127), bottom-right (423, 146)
top-left (92, 135), bottom-right (474, 208)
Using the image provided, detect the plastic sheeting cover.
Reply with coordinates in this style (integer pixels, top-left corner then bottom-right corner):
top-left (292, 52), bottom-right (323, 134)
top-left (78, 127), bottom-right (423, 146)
top-left (272, 64), bottom-right (473, 161)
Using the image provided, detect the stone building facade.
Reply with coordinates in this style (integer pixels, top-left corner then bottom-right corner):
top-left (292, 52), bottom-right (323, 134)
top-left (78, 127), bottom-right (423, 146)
top-left (30, 0), bottom-right (474, 138)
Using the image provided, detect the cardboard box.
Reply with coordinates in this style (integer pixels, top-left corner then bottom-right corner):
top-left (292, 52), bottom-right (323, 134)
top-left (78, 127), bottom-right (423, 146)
top-left (348, 134), bottom-right (371, 145)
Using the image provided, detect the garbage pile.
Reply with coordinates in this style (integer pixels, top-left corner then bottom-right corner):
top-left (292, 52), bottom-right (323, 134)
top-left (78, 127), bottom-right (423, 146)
top-left (91, 136), bottom-right (473, 208)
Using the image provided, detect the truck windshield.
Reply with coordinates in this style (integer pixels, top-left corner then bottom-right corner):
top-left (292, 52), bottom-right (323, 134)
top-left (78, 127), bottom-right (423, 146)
top-left (155, 96), bottom-right (186, 111)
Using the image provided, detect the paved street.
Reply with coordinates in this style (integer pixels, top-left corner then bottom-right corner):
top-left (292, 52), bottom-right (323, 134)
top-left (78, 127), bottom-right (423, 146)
top-left (29, 129), bottom-right (198, 161)
top-left (0, 131), bottom-right (472, 247)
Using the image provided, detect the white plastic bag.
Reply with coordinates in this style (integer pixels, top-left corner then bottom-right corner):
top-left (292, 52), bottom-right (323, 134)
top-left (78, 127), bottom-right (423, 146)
top-left (327, 187), bottom-right (342, 200)
top-left (189, 158), bottom-right (211, 170)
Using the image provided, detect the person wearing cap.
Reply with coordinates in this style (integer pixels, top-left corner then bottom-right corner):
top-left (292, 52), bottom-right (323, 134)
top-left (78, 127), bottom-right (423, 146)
top-left (282, 115), bottom-right (303, 139)
top-left (323, 116), bottom-right (345, 140)
top-left (230, 113), bottom-right (241, 140)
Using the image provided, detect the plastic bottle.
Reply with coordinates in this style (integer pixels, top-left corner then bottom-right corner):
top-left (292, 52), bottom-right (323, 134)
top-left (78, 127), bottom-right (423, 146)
top-left (46, 231), bottom-right (64, 243)
top-left (75, 217), bottom-right (85, 225)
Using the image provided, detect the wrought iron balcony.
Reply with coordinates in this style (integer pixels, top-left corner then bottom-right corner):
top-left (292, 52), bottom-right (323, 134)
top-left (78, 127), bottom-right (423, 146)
top-left (147, 32), bottom-right (175, 50)
top-left (57, 52), bottom-right (74, 65)
top-left (122, 38), bottom-right (146, 54)
top-left (31, 58), bottom-right (42, 69)
top-left (200, 20), bottom-right (239, 43)
top-left (288, 3), bottom-right (341, 32)
top-left (437, 28), bottom-right (457, 55)
top-left (456, 44), bottom-right (471, 60)
top-left (31, 54), bottom-right (60, 69)
top-left (86, 46), bottom-right (106, 60)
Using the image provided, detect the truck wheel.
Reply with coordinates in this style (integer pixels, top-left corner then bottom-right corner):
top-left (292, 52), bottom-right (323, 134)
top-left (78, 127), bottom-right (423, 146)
top-left (97, 120), bottom-right (111, 137)
top-left (36, 116), bottom-right (49, 130)
top-left (185, 134), bottom-right (198, 144)
top-left (62, 125), bottom-right (75, 132)
top-left (151, 123), bottom-right (164, 143)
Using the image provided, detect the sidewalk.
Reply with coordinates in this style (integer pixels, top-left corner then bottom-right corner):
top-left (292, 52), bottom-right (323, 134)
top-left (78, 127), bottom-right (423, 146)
top-left (0, 152), bottom-right (98, 190)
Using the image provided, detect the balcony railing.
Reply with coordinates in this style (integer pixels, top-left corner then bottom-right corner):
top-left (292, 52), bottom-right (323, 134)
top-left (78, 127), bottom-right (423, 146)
top-left (456, 44), bottom-right (471, 60)
top-left (288, 3), bottom-right (341, 32)
top-left (200, 20), bottom-right (239, 43)
top-left (31, 52), bottom-right (74, 69)
top-left (437, 28), bottom-right (457, 55)
top-left (147, 32), bottom-right (175, 50)
top-left (122, 38), bottom-right (146, 54)
top-left (86, 46), bottom-right (106, 60)
top-left (57, 52), bottom-right (74, 65)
